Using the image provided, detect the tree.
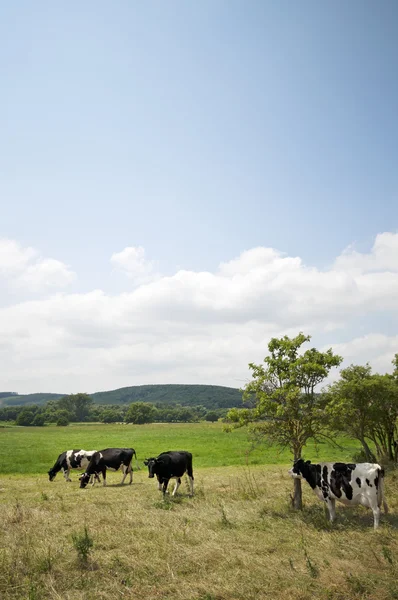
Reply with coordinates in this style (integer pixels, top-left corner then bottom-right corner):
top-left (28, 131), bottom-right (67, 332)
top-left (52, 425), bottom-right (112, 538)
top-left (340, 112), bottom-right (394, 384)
top-left (32, 413), bottom-right (46, 427)
top-left (58, 393), bottom-right (93, 422)
top-left (205, 411), bottom-right (220, 422)
top-left (56, 414), bottom-right (70, 426)
top-left (226, 333), bottom-right (343, 509)
top-left (54, 409), bottom-right (71, 426)
top-left (326, 364), bottom-right (398, 462)
top-left (125, 402), bottom-right (157, 424)
top-left (16, 408), bottom-right (35, 426)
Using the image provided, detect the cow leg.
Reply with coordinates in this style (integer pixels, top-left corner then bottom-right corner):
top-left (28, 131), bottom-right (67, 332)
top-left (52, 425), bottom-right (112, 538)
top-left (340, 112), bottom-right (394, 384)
top-left (102, 469), bottom-right (107, 486)
top-left (63, 469), bottom-right (72, 482)
top-left (162, 479), bottom-right (170, 497)
top-left (128, 463), bottom-right (133, 485)
top-left (372, 504), bottom-right (381, 529)
top-left (187, 465), bottom-right (194, 496)
top-left (326, 498), bottom-right (336, 523)
top-left (157, 476), bottom-right (162, 491)
top-left (172, 477), bottom-right (181, 496)
top-left (120, 465), bottom-right (128, 485)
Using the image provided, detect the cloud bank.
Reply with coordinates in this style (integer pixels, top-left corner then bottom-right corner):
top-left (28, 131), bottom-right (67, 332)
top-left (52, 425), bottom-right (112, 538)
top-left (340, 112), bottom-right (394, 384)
top-left (0, 234), bottom-right (397, 394)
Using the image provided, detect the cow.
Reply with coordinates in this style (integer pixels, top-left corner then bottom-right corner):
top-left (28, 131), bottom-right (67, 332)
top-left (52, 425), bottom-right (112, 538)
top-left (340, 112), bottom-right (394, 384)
top-left (48, 449), bottom-right (100, 483)
top-left (79, 448), bottom-right (136, 488)
top-left (144, 451), bottom-right (194, 497)
top-left (289, 459), bottom-right (388, 529)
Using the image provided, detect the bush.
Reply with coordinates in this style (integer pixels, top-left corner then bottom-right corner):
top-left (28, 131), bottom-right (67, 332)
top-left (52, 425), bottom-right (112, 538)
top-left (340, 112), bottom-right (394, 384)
top-left (72, 526), bottom-right (94, 564)
top-left (56, 415), bottom-right (69, 426)
top-left (32, 414), bottom-right (45, 427)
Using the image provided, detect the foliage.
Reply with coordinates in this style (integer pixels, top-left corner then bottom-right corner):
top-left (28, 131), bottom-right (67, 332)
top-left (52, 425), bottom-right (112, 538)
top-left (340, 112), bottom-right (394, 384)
top-left (325, 363), bottom-right (398, 462)
top-left (205, 411), bottom-right (220, 422)
top-left (125, 402), bottom-right (157, 424)
top-left (57, 393), bottom-right (94, 422)
top-left (71, 526), bottom-right (94, 564)
top-left (227, 333), bottom-right (343, 508)
top-left (0, 385), bottom-right (243, 412)
top-left (56, 413), bottom-right (70, 426)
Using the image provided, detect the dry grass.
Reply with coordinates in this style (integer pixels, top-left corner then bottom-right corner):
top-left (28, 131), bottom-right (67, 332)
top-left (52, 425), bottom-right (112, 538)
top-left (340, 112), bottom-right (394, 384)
top-left (0, 466), bottom-right (397, 600)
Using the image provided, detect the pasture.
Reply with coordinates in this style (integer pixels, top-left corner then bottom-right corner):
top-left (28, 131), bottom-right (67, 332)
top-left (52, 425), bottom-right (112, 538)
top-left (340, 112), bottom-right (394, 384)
top-left (0, 423), bottom-right (397, 600)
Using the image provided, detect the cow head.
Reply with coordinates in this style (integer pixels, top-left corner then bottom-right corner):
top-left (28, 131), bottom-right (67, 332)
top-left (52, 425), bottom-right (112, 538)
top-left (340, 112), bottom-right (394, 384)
top-left (144, 457), bottom-right (159, 478)
top-left (288, 459), bottom-right (310, 479)
top-left (48, 469), bottom-right (57, 482)
top-left (79, 473), bottom-right (91, 488)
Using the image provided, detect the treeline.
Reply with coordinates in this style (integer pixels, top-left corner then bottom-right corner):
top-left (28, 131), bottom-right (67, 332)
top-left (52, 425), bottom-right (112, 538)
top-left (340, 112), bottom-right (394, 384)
top-left (0, 393), bottom-right (227, 426)
top-left (0, 384), bottom-right (242, 409)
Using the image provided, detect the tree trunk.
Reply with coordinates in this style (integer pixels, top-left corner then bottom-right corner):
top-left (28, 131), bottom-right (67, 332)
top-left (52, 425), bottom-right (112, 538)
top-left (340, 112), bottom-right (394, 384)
top-left (292, 447), bottom-right (303, 510)
top-left (292, 478), bottom-right (302, 510)
top-left (360, 437), bottom-right (376, 462)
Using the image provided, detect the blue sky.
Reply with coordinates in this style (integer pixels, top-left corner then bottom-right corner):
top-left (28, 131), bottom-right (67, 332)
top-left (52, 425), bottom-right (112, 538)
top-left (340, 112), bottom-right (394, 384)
top-left (1, 2), bottom-right (397, 393)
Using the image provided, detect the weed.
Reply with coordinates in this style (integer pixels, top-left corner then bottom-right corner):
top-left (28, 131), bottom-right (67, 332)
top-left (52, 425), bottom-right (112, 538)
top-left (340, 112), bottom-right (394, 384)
top-left (72, 526), bottom-right (94, 564)
top-left (219, 504), bottom-right (233, 528)
top-left (382, 545), bottom-right (394, 565)
top-left (40, 491), bottom-right (49, 501)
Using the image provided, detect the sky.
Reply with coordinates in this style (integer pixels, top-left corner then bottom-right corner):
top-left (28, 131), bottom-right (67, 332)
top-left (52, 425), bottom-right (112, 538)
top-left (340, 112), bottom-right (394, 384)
top-left (1, 1), bottom-right (397, 394)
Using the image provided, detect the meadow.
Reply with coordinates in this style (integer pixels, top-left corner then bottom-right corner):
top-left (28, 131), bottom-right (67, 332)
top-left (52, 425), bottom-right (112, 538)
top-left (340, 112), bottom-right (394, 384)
top-left (0, 422), bottom-right (397, 600)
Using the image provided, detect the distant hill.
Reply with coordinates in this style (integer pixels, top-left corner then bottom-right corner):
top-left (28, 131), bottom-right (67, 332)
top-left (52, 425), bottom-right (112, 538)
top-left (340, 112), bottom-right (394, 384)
top-left (0, 393), bottom-right (64, 407)
top-left (91, 384), bottom-right (243, 409)
top-left (0, 384), bottom-right (243, 410)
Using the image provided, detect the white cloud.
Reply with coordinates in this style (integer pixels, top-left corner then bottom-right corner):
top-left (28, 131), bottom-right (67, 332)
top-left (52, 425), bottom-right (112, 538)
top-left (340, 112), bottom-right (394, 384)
top-left (110, 246), bottom-right (158, 284)
top-left (0, 233), bottom-right (397, 393)
top-left (0, 239), bottom-right (75, 293)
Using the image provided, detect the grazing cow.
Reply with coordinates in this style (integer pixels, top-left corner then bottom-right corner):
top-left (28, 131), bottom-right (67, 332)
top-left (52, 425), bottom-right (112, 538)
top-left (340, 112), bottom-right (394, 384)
top-left (289, 459), bottom-right (388, 529)
top-left (79, 448), bottom-right (136, 488)
top-left (144, 451), bottom-right (194, 497)
top-left (48, 449), bottom-right (100, 482)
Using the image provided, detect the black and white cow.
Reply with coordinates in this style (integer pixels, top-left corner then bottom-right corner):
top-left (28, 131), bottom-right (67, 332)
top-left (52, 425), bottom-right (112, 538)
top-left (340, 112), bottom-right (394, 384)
top-left (79, 448), bottom-right (136, 488)
top-left (289, 459), bottom-right (388, 529)
top-left (48, 449), bottom-right (99, 482)
top-left (144, 451), bottom-right (194, 497)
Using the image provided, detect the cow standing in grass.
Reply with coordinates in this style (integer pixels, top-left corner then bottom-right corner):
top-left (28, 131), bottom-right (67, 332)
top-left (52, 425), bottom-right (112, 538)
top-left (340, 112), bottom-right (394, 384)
top-left (48, 450), bottom-right (99, 482)
top-left (79, 448), bottom-right (136, 488)
top-left (144, 451), bottom-right (194, 497)
top-left (289, 459), bottom-right (388, 529)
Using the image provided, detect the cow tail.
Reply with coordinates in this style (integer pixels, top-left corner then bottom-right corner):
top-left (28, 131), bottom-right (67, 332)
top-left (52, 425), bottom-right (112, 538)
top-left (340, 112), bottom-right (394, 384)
top-left (132, 449), bottom-right (140, 470)
top-left (378, 468), bottom-right (388, 514)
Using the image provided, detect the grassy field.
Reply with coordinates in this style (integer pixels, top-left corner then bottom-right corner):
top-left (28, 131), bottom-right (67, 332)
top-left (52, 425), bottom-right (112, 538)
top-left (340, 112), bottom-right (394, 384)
top-left (0, 423), bottom-right (397, 600)
top-left (0, 422), bottom-right (363, 474)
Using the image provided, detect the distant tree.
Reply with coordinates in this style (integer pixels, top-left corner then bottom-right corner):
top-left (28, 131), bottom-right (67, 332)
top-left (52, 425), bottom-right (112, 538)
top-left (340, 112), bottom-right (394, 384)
top-left (100, 408), bottom-right (124, 423)
top-left (125, 402), bottom-right (157, 424)
top-left (16, 408), bottom-right (35, 426)
top-left (32, 413), bottom-right (46, 427)
top-left (226, 333), bottom-right (343, 510)
top-left (205, 411), bottom-right (219, 422)
top-left (58, 393), bottom-right (93, 422)
top-left (54, 409), bottom-right (71, 426)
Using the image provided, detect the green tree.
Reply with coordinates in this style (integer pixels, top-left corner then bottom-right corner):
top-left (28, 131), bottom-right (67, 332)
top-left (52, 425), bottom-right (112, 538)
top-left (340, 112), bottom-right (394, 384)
top-left (227, 333), bottom-right (343, 509)
top-left (326, 364), bottom-right (398, 462)
top-left (125, 402), bottom-right (157, 424)
top-left (54, 409), bottom-right (71, 426)
top-left (205, 411), bottom-right (220, 422)
top-left (16, 408), bottom-right (35, 426)
top-left (58, 393), bottom-right (93, 422)
top-left (32, 413), bottom-right (46, 427)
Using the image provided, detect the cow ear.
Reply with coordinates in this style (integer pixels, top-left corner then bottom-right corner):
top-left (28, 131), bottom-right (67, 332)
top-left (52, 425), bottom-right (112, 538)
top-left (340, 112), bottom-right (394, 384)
top-left (305, 460), bottom-right (311, 465)
top-left (143, 459), bottom-right (149, 466)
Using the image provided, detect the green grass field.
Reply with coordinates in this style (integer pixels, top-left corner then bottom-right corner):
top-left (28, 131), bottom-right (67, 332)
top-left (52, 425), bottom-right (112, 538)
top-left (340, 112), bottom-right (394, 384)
top-left (0, 423), bottom-right (397, 600)
top-left (0, 421), bottom-right (363, 475)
